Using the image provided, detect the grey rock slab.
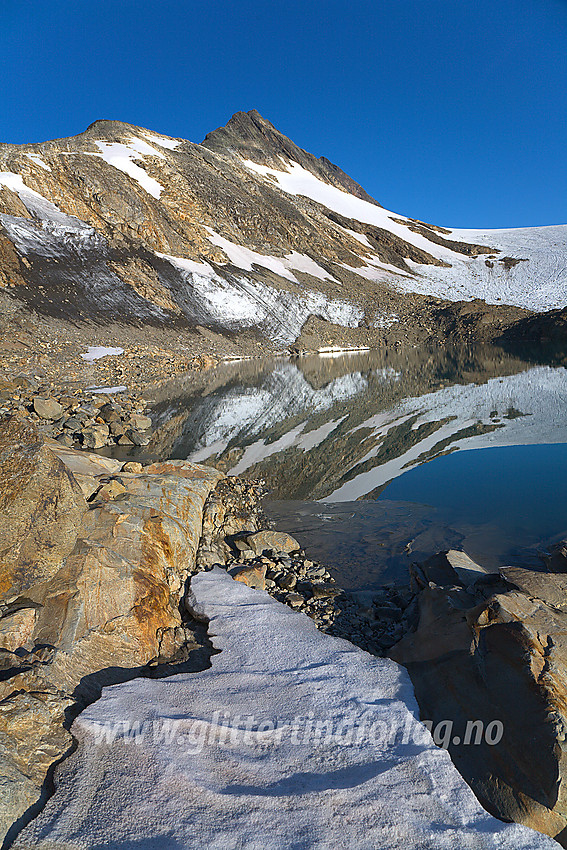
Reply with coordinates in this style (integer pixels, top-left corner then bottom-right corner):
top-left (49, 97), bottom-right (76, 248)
top-left (32, 397), bottom-right (64, 420)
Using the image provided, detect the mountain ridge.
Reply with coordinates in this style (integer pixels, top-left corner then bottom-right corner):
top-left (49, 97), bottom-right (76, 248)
top-left (0, 109), bottom-right (565, 349)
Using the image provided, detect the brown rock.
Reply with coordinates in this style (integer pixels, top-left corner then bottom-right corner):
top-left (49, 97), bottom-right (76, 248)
top-left (0, 608), bottom-right (37, 651)
top-left (231, 563), bottom-right (266, 590)
top-left (129, 413), bottom-right (152, 430)
top-left (244, 530), bottom-right (300, 556)
top-left (285, 592), bottom-right (305, 609)
top-left (32, 397), bottom-right (63, 420)
top-left (81, 426), bottom-right (108, 449)
top-left (122, 461), bottom-right (143, 473)
top-left (95, 479), bottom-right (128, 501)
top-left (0, 425), bottom-right (224, 844)
top-left (0, 416), bottom-right (85, 604)
top-left (310, 583), bottom-right (341, 600)
top-left (390, 569), bottom-right (567, 843)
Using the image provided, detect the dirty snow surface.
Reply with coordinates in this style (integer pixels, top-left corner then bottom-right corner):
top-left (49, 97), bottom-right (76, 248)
top-left (15, 569), bottom-right (556, 849)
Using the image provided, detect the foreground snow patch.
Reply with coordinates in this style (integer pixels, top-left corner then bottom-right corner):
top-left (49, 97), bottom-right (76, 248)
top-left (15, 569), bottom-right (557, 849)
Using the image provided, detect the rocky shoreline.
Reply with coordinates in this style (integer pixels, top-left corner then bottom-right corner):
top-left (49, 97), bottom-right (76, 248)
top-left (4, 362), bottom-right (567, 846)
top-left (203, 534), bottom-right (413, 655)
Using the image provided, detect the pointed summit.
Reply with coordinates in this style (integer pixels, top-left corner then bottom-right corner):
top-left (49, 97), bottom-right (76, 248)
top-left (201, 109), bottom-right (381, 206)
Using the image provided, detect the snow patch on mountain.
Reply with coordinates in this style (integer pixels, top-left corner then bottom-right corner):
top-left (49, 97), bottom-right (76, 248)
top-left (205, 227), bottom-right (339, 283)
top-left (157, 252), bottom-right (361, 343)
top-left (243, 158), bottom-right (460, 262)
top-left (142, 131), bottom-right (181, 150)
top-left (24, 153), bottom-right (51, 171)
top-left (14, 568), bottom-right (556, 849)
top-left (244, 158), bottom-right (567, 312)
top-left (0, 172), bottom-right (100, 256)
top-left (399, 224), bottom-right (567, 311)
top-left (90, 139), bottom-right (166, 198)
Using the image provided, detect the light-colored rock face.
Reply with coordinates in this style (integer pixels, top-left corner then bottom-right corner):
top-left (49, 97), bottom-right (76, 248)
top-left (390, 553), bottom-right (567, 843)
top-left (0, 416), bottom-right (85, 603)
top-left (0, 419), bottom-right (224, 845)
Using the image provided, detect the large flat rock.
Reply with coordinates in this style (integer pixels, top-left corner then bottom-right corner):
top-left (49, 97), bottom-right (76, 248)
top-left (0, 418), bottom-right (223, 844)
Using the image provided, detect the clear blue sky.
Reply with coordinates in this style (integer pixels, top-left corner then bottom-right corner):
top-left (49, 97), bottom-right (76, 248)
top-left (2, 0), bottom-right (566, 227)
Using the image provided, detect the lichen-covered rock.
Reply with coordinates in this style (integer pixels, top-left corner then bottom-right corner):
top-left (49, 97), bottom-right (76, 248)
top-left (244, 530), bottom-right (300, 556)
top-left (0, 419), bottom-right (223, 844)
top-left (0, 416), bottom-right (85, 604)
top-left (231, 563), bottom-right (266, 590)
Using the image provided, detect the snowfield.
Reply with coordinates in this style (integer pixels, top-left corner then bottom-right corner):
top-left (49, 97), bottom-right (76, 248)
top-left (244, 157), bottom-right (567, 312)
top-left (14, 569), bottom-right (557, 849)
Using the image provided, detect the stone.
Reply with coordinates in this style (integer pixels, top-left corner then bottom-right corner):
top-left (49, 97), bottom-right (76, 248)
top-left (0, 425), bottom-right (224, 845)
top-left (81, 426), bottom-right (108, 450)
top-left (0, 417), bottom-right (85, 604)
top-left (126, 428), bottom-right (150, 446)
top-left (129, 413), bottom-right (152, 430)
top-left (231, 564), bottom-right (266, 590)
top-left (500, 567), bottom-right (567, 610)
top-left (122, 461), bottom-right (143, 473)
top-left (389, 561), bottom-right (567, 843)
top-left (285, 593), bottom-right (305, 609)
top-left (0, 608), bottom-right (37, 651)
top-left (544, 541), bottom-right (567, 574)
top-left (244, 530), bottom-right (300, 556)
top-left (63, 416), bottom-right (83, 431)
top-left (109, 420), bottom-right (126, 436)
top-left (55, 433), bottom-right (74, 447)
top-left (373, 604), bottom-right (402, 622)
top-left (94, 479), bottom-right (128, 502)
top-left (277, 573), bottom-right (297, 590)
top-left (98, 403), bottom-right (121, 423)
top-left (310, 583), bottom-right (341, 600)
top-left (32, 397), bottom-right (64, 420)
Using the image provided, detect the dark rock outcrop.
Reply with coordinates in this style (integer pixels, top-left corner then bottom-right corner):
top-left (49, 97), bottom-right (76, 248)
top-left (390, 549), bottom-right (567, 844)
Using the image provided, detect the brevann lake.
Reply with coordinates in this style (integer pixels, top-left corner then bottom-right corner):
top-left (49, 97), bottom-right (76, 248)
top-left (144, 342), bottom-right (567, 589)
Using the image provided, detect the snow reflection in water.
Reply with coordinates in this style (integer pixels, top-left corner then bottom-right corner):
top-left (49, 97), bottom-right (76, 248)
top-left (149, 344), bottom-right (567, 586)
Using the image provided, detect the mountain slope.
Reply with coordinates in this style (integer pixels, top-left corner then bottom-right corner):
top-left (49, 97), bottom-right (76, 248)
top-left (0, 110), bottom-right (564, 346)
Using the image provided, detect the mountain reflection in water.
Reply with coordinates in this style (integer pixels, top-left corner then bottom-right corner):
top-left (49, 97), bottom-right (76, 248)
top-left (148, 344), bottom-right (567, 586)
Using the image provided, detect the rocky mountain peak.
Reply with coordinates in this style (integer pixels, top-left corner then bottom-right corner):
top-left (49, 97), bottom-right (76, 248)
top-left (202, 109), bottom-right (382, 205)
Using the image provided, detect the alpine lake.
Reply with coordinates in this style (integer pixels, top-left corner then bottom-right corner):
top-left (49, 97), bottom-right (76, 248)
top-left (120, 340), bottom-right (567, 591)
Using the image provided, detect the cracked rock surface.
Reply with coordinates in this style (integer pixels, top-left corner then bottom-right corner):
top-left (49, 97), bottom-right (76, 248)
top-left (0, 417), bottom-right (222, 844)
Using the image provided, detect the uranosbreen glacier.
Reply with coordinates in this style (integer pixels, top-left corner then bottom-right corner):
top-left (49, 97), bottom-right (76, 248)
top-left (13, 569), bottom-right (557, 848)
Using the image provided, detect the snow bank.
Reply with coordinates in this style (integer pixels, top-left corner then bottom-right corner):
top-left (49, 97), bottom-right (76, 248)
top-left (244, 158), bottom-right (567, 312)
top-left (88, 384), bottom-right (127, 394)
top-left (157, 253), bottom-right (361, 343)
top-left (80, 346), bottom-right (124, 361)
top-left (91, 139), bottom-right (165, 198)
top-left (15, 569), bottom-right (556, 848)
top-left (143, 131), bottom-right (181, 150)
top-left (205, 227), bottom-right (338, 283)
top-left (24, 153), bottom-right (51, 171)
